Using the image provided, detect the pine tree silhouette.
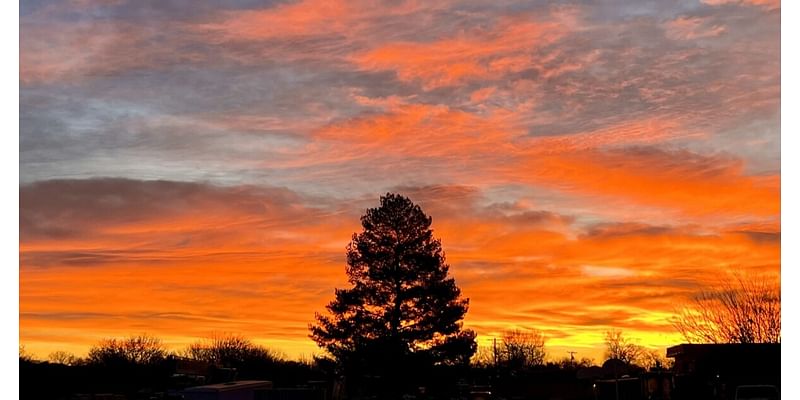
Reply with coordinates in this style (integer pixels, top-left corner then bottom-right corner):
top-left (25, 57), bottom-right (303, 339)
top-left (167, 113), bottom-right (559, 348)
top-left (310, 193), bottom-right (476, 395)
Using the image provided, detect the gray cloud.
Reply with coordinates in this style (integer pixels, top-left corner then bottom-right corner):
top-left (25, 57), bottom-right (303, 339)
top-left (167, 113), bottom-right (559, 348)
top-left (20, 178), bottom-right (310, 241)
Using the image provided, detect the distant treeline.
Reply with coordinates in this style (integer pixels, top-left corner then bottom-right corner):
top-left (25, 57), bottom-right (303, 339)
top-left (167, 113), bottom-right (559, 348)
top-left (20, 329), bottom-right (671, 371)
top-left (19, 334), bottom-right (329, 400)
top-left (19, 330), bottom-right (670, 400)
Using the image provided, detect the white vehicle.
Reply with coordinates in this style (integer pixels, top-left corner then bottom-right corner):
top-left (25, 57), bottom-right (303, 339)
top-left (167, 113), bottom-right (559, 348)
top-left (734, 385), bottom-right (779, 400)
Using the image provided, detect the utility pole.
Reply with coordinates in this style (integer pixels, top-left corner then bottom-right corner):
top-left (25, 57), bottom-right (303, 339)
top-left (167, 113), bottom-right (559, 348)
top-left (492, 338), bottom-right (498, 368)
top-left (567, 351), bottom-right (577, 363)
top-left (492, 337), bottom-right (499, 385)
top-left (614, 362), bottom-right (620, 400)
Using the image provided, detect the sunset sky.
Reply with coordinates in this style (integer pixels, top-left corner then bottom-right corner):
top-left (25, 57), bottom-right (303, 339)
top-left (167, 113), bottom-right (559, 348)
top-left (20, 0), bottom-right (780, 362)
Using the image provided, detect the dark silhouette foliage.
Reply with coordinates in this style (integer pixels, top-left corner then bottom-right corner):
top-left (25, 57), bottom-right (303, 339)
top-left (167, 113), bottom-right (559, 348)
top-left (20, 334), bottom-right (327, 399)
top-left (87, 334), bottom-right (168, 367)
top-left (183, 333), bottom-right (291, 381)
top-left (185, 333), bottom-right (283, 367)
top-left (551, 356), bottom-right (595, 369)
top-left (36, 335), bottom-right (177, 398)
top-left (309, 193), bottom-right (476, 394)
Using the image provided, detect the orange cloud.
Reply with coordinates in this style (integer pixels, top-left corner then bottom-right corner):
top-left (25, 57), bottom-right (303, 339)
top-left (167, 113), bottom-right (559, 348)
top-left (470, 87), bottom-right (497, 104)
top-left (20, 179), bottom-right (778, 361)
top-left (195, 0), bottom-right (431, 42)
top-left (301, 102), bottom-right (774, 220)
top-left (352, 18), bottom-right (566, 89)
top-left (527, 118), bottom-right (706, 152)
top-left (516, 148), bottom-right (779, 218)
top-left (20, 179), bottom-right (359, 357)
top-left (304, 103), bottom-right (522, 167)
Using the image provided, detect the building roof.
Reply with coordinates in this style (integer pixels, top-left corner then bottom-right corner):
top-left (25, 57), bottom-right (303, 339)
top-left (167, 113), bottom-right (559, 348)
top-left (666, 343), bottom-right (780, 358)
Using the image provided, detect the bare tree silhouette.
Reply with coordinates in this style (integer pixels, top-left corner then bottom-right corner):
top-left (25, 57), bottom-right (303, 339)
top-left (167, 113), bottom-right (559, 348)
top-left (19, 345), bottom-right (33, 362)
top-left (603, 330), bottom-right (644, 365)
top-left (499, 329), bottom-right (547, 368)
top-left (48, 351), bottom-right (83, 366)
top-left (671, 272), bottom-right (780, 344)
